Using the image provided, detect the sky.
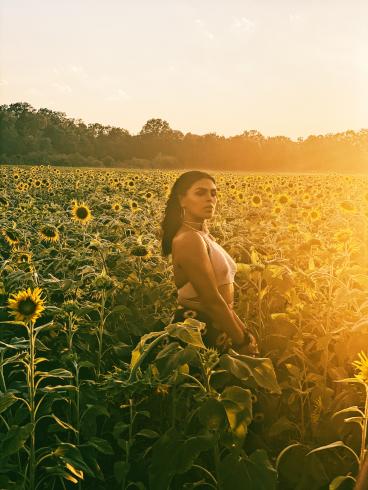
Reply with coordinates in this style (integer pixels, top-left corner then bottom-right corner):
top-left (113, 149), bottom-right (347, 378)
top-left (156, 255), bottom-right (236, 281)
top-left (1, 0), bottom-right (367, 140)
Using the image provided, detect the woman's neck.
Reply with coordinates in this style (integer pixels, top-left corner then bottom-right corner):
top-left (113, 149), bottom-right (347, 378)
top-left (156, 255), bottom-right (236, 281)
top-left (183, 221), bottom-right (204, 232)
top-left (183, 220), bottom-right (204, 230)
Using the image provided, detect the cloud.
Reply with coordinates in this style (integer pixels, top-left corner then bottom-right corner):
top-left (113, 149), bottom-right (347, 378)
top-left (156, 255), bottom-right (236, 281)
top-left (70, 65), bottom-right (85, 74)
top-left (27, 87), bottom-right (43, 96)
top-left (289, 13), bottom-right (303, 23)
top-left (52, 82), bottom-right (72, 94)
top-left (195, 18), bottom-right (215, 40)
top-left (230, 17), bottom-right (256, 34)
top-left (51, 65), bottom-right (86, 78)
top-left (106, 89), bottom-right (130, 102)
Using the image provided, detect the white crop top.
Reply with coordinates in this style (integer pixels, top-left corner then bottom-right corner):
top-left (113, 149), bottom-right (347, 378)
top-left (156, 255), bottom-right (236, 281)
top-left (176, 230), bottom-right (237, 302)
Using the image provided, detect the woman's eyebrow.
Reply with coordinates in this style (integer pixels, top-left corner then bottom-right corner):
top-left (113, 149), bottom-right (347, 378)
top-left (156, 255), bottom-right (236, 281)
top-left (194, 187), bottom-right (217, 191)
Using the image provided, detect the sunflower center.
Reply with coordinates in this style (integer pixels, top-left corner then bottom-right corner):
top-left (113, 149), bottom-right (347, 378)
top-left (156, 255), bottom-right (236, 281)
top-left (131, 245), bottom-right (148, 257)
top-left (18, 298), bottom-right (37, 315)
top-left (42, 226), bottom-right (57, 237)
top-left (6, 230), bottom-right (17, 241)
top-left (76, 207), bottom-right (88, 219)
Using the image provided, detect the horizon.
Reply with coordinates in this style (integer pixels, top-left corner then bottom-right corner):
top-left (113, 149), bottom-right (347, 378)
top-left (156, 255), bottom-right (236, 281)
top-left (3, 99), bottom-right (367, 143)
top-left (1, 0), bottom-right (367, 140)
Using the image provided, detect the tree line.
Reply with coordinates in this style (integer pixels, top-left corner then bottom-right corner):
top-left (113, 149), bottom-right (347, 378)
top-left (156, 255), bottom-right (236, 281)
top-left (0, 102), bottom-right (367, 172)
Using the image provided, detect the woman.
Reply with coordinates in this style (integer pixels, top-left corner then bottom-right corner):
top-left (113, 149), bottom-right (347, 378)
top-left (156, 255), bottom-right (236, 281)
top-left (160, 170), bottom-right (259, 356)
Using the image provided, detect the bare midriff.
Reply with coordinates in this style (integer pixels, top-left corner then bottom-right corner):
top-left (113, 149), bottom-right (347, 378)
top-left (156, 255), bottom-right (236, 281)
top-left (178, 282), bottom-right (234, 313)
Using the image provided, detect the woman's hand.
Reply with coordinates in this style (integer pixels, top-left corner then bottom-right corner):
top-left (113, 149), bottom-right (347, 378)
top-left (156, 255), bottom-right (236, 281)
top-left (234, 331), bottom-right (260, 356)
top-left (231, 310), bottom-right (260, 356)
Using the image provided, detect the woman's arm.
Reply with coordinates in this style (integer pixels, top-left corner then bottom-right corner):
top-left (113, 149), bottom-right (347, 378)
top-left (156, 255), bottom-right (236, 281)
top-left (230, 310), bottom-right (260, 356)
top-left (174, 232), bottom-right (246, 345)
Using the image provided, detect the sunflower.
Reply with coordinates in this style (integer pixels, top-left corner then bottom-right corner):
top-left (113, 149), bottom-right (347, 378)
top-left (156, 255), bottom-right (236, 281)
top-left (236, 191), bottom-right (246, 203)
top-left (276, 193), bottom-right (290, 206)
top-left (126, 180), bottom-right (136, 192)
top-left (309, 208), bottom-right (321, 221)
top-left (16, 250), bottom-right (33, 263)
top-left (288, 224), bottom-right (299, 233)
top-left (155, 383), bottom-right (170, 396)
top-left (0, 196), bottom-right (9, 207)
top-left (71, 202), bottom-right (93, 224)
top-left (271, 205), bottom-right (282, 216)
top-left (10, 248), bottom-right (34, 271)
top-left (339, 200), bottom-right (356, 213)
top-left (333, 228), bottom-right (352, 243)
top-left (112, 202), bottom-right (122, 212)
top-left (128, 199), bottom-right (140, 213)
top-left (39, 225), bottom-right (60, 243)
top-left (130, 244), bottom-right (152, 260)
top-left (250, 194), bottom-right (262, 207)
top-left (1, 228), bottom-right (20, 247)
top-left (352, 351), bottom-right (368, 384)
top-left (8, 287), bottom-right (45, 324)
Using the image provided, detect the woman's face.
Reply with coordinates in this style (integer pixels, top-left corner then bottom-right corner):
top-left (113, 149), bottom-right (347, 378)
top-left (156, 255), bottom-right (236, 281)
top-left (180, 178), bottom-right (217, 221)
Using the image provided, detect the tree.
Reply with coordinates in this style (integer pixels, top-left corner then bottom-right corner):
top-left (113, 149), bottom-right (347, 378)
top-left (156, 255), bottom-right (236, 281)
top-left (0, 101), bottom-right (367, 172)
top-left (139, 118), bottom-right (172, 137)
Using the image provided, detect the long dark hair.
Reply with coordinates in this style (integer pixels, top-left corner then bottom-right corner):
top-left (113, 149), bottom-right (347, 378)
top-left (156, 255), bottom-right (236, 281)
top-left (160, 170), bottom-right (216, 257)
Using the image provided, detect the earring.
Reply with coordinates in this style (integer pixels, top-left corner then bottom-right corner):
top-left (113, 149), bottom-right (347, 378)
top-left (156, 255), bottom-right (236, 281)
top-left (180, 207), bottom-right (186, 219)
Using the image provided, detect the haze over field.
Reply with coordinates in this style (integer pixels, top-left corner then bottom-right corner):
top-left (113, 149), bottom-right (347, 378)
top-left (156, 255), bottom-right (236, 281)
top-left (1, 0), bottom-right (367, 140)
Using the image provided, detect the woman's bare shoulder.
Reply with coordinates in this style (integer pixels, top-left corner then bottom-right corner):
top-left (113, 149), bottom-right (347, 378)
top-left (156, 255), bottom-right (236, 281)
top-left (172, 229), bottom-right (206, 251)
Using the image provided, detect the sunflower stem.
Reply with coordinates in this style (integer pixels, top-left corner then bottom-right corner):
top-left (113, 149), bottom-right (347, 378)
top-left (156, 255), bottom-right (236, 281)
top-left (360, 383), bottom-right (368, 469)
top-left (28, 321), bottom-right (36, 490)
top-left (0, 350), bottom-right (7, 392)
top-left (96, 289), bottom-right (107, 379)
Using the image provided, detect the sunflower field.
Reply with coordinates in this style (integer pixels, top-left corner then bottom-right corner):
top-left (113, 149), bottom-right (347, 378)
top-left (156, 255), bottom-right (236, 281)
top-left (1, 164), bottom-right (368, 490)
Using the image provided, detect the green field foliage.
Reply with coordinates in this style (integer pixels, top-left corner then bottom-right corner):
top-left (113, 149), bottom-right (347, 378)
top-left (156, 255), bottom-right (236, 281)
top-left (1, 165), bottom-right (368, 489)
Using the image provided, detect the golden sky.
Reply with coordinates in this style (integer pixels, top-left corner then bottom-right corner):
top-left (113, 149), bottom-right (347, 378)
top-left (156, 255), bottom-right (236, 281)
top-left (1, 0), bottom-right (367, 140)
